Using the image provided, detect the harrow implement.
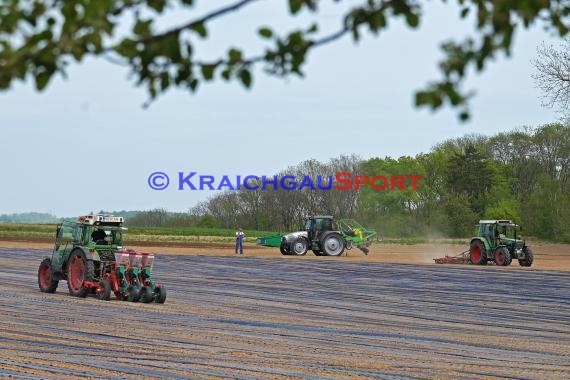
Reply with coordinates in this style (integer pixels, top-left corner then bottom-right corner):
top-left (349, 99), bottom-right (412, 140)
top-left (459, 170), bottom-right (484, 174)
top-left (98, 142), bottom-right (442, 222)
top-left (433, 250), bottom-right (470, 264)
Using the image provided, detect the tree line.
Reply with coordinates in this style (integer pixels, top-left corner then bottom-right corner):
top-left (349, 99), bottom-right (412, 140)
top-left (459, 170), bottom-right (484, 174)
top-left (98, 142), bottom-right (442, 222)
top-left (168, 123), bottom-right (567, 242)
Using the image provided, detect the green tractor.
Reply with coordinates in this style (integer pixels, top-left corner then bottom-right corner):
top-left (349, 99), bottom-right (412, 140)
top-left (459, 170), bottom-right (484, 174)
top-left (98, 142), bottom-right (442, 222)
top-left (469, 220), bottom-right (534, 267)
top-left (37, 214), bottom-right (166, 303)
top-left (257, 215), bottom-right (379, 256)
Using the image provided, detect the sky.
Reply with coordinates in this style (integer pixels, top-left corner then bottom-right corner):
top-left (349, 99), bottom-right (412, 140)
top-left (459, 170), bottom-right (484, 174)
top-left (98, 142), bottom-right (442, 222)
top-left (0, 1), bottom-right (562, 217)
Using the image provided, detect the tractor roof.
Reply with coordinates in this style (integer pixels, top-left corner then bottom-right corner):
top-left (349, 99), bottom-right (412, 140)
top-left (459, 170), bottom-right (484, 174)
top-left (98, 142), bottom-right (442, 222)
top-left (78, 214), bottom-right (124, 225)
top-left (307, 215), bottom-right (334, 219)
top-left (479, 219), bottom-right (519, 227)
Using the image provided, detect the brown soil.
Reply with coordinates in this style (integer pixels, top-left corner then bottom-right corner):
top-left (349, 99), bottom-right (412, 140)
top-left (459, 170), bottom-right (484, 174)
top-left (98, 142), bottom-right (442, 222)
top-left (0, 241), bottom-right (569, 378)
top-left (2, 238), bottom-right (568, 270)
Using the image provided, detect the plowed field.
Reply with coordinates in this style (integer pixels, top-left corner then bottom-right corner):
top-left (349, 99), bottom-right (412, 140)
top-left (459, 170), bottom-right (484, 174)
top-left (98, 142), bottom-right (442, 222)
top-left (1, 243), bottom-right (569, 379)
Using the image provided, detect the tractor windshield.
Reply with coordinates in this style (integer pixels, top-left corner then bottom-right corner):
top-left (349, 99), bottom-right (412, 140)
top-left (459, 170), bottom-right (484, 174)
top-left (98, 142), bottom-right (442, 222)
top-left (498, 224), bottom-right (518, 240)
top-left (91, 227), bottom-right (124, 245)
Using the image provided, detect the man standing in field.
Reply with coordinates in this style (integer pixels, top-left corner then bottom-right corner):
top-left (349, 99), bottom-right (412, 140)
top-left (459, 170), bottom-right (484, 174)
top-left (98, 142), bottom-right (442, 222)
top-left (235, 228), bottom-right (244, 255)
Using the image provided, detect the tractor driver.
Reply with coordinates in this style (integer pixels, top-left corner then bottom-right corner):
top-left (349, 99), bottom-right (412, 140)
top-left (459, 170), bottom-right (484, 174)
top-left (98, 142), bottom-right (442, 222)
top-left (91, 228), bottom-right (107, 243)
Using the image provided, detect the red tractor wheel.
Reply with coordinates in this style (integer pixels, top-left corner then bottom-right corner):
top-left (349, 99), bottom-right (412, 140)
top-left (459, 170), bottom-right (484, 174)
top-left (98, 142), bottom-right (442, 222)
top-left (494, 247), bottom-right (512, 266)
top-left (38, 258), bottom-right (58, 293)
top-left (469, 240), bottom-right (487, 265)
top-left (67, 250), bottom-right (94, 297)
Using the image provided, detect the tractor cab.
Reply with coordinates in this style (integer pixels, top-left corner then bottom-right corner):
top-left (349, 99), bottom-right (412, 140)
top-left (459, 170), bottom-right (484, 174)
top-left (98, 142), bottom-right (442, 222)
top-left (477, 220), bottom-right (522, 249)
top-left (303, 215), bottom-right (334, 243)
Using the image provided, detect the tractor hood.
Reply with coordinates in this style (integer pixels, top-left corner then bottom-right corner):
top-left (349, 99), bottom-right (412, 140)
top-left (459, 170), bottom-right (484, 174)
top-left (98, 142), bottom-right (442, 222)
top-left (282, 231), bottom-right (308, 242)
top-left (502, 237), bottom-right (524, 247)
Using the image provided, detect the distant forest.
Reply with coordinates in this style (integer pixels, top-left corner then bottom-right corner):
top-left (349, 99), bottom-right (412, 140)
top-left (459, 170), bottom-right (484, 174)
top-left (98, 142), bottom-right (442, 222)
top-left (4, 123), bottom-right (569, 242)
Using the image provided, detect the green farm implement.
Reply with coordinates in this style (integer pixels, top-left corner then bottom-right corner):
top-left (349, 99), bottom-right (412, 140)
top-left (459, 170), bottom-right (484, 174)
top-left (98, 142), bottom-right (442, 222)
top-left (256, 215), bottom-right (381, 256)
top-left (38, 214), bottom-right (167, 303)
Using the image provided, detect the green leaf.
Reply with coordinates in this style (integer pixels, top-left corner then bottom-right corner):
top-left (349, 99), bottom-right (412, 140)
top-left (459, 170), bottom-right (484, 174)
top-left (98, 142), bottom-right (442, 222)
top-left (134, 19), bottom-right (152, 37)
top-left (114, 39), bottom-right (138, 59)
top-left (228, 48), bottom-right (242, 63)
top-left (71, 44), bottom-right (85, 61)
top-left (35, 70), bottom-right (50, 91)
top-left (162, 32), bottom-right (181, 61)
top-left (405, 13), bottom-right (419, 28)
top-left (190, 22), bottom-right (207, 38)
top-left (201, 64), bottom-right (215, 80)
top-left (289, 0), bottom-right (302, 14)
top-left (148, 0), bottom-right (167, 13)
top-left (258, 27), bottom-right (273, 39)
top-left (160, 72), bottom-right (170, 91)
top-left (221, 68), bottom-right (231, 81)
top-left (238, 69), bottom-right (251, 88)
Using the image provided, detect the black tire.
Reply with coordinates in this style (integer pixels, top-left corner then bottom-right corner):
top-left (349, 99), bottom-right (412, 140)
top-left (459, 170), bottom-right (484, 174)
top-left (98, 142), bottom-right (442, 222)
top-left (67, 249), bottom-right (94, 297)
top-left (139, 286), bottom-right (154, 303)
top-left (154, 286), bottom-right (167, 304)
top-left (469, 240), bottom-right (487, 265)
top-left (279, 242), bottom-right (289, 255)
top-left (494, 247), bottom-right (511, 266)
top-left (519, 247), bottom-right (534, 267)
top-left (291, 238), bottom-right (308, 256)
top-left (96, 279), bottom-right (112, 301)
top-left (320, 232), bottom-right (345, 257)
top-left (126, 285), bottom-right (140, 302)
top-left (38, 258), bottom-right (59, 293)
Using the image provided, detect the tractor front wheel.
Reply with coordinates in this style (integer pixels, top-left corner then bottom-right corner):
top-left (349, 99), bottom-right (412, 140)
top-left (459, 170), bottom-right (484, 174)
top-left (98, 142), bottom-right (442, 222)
top-left (519, 247), bottom-right (534, 267)
top-left (38, 258), bottom-right (58, 293)
top-left (96, 279), bottom-right (111, 301)
top-left (321, 233), bottom-right (345, 256)
top-left (292, 238), bottom-right (308, 256)
top-left (469, 240), bottom-right (487, 265)
top-left (67, 250), bottom-right (94, 297)
top-left (494, 247), bottom-right (512, 266)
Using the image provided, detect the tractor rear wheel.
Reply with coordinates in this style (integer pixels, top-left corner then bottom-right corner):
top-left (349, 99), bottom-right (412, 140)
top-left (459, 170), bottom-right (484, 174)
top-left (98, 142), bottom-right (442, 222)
top-left (38, 258), bottom-right (58, 293)
top-left (292, 238), bottom-right (308, 256)
top-left (279, 242), bottom-right (289, 255)
top-left (67, 250), bottom-right (94, 297)
top-left (96, 279), bottom-right (111, 301)
top-left (321, 233), bottom-right (345, 256)
top-left (519, 247), bottom-right (534, 267)
top-left (469, 240), bottom-right (487, 265)
top-left (494, 247), bottom-right (512, 266)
